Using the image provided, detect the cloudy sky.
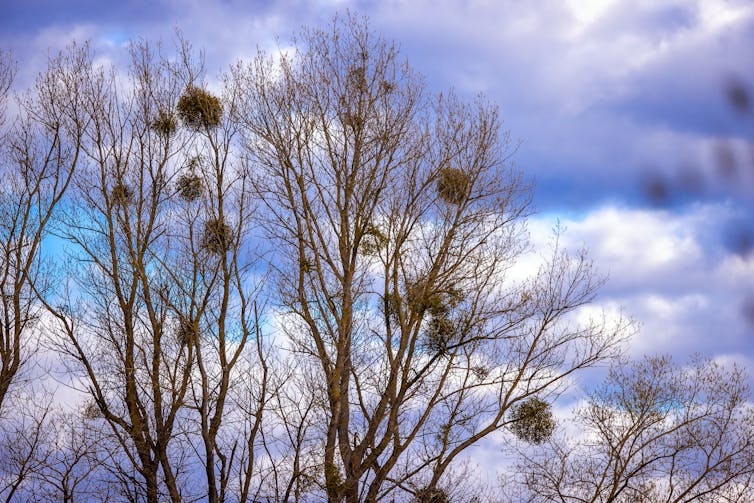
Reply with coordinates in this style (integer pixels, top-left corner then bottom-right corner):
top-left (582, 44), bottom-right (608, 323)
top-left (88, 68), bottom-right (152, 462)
top-left (3, 0), bottom-right (754, 381)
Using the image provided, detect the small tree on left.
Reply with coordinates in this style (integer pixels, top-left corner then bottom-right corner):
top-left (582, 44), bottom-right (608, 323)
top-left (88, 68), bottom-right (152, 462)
top-left (0, 46), bottom-right (85, 411)
top-left (0, 45), bottom-right (88, 499)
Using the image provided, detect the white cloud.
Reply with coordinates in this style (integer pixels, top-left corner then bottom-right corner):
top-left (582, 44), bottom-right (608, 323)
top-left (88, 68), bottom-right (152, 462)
top-left (526, 203), bottom-right (754, 361)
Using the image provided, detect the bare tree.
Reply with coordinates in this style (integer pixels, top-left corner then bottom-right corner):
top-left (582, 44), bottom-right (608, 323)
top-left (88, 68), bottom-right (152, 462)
top-left (236, 14), bottom-right (630, 502)
top-left (521, 355), bottom-right (754, 502)
top-left (0, 45), bottom-right (84, 412)
top-left (44, 40), bottom-right (192, 502)
top-left (37, 38), bottom-right (269, 503)
top-left (0, 46), bottom-right (93, 501)
top-left (0, 49), bottom-right (14, 133)
top-left (26, 408), bottom-right (112, 503)
top-left (0, 390), bottom-right (53, 502)
top-left (168, 43), bottom-right (268, 503)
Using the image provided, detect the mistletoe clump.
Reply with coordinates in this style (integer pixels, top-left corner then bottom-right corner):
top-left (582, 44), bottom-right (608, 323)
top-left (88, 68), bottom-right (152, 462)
top-left (424, 313), bottom-right (458, 356)
top-left (177, 85), bottom-right (223, 129)
top-left (415, 487), bottom-right (450, 503)
top-left (150, 108), bottom-right (177, 136)
top-left (111, 182), bottom-right (133, 205)
top-left (202, 217), bottom-right (233, 254)
top-left (509, 397), bottom-right (555, 445)
top-left (82, 400), bottom-right (103, 420)
top-left (176, 172), bottom-right (203, 201)
top-left (436, 167), bottom-right (471, 205)
top-left (176, 316), bottom-right (199, 346)
top-left (360, 224), bottom-right (388, 256)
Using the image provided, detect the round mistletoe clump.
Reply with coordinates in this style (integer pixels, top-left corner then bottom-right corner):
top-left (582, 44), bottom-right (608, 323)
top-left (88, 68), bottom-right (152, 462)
top-left (176, 172), bottom-right (203, 201)
top-left (177, 85), bottom-right (223, 129)
top-left (360, 225), bottom-right (388, 255)
top-left (509, 397), bottom-right (556, 445)
top-left (347, 65), bottom-right (367, 92)
top-left (437, 167), bottom-right (471, 205)
top-left (111, 182), bottom-right (133, 205)
top-left (82, 400), bottom-right (103, 420)
top-left (424, 313), bottom-right (458, 356)
top-left (202, 217), bottom-right (233, 254)
top-left (151, 109), bottom-right (177, 136)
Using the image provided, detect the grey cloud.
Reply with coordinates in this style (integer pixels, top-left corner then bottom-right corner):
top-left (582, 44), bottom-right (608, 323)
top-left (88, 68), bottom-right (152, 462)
top-left (4, 1), bottom-right (754, 209)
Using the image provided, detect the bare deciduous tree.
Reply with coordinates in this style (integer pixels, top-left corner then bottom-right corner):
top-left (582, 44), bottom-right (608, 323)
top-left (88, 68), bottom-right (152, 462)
top-left (167, 44), bottom-right (268, 503)
top-left (521, 355), bottom-right (754, 502)
top-left (0, 49), bottom-right (14, 132)
top-left (32, 38), bottom-right (271, 503)
top-left (0, 390), bottom-right (53, 502)
top-left (237, 14), bottom-right (629, 502)
top-left (0, 46), bottom-right (84, 412)
top-left (28, 408), bottom-right (111, 503)
top-left (0, 45), bottom-right (91, 502)
top-left (45, 41), bottom-right (192, 502)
